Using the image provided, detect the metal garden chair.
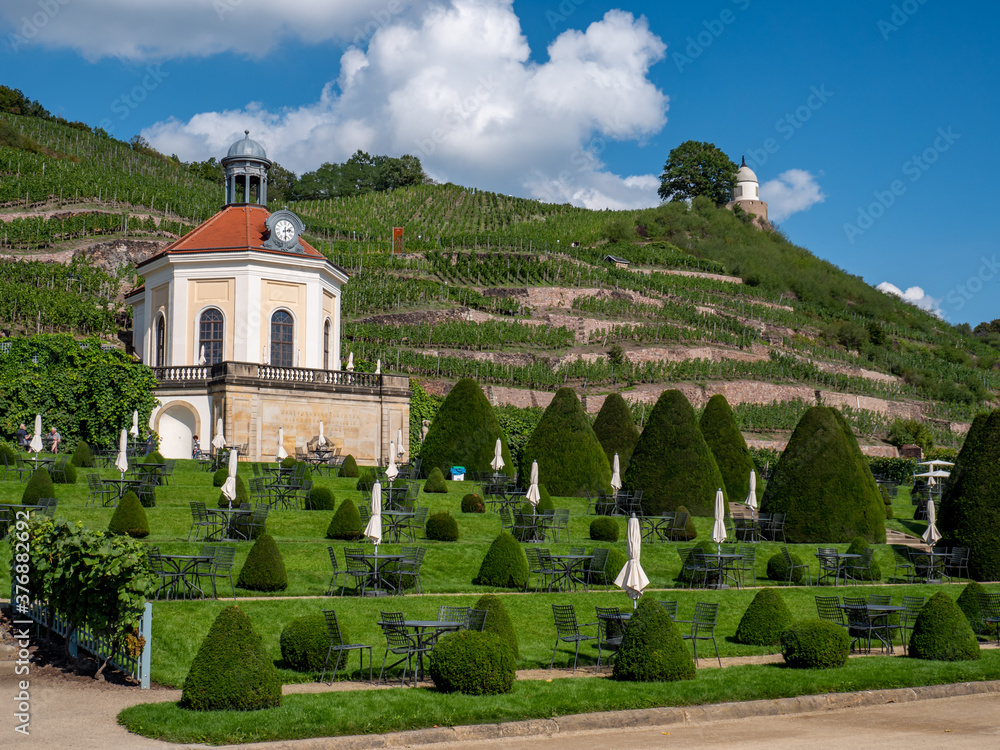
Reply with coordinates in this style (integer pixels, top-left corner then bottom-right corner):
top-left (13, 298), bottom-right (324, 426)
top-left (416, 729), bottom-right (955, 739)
top-left (320, 610), bottom-right (372, 684)
top-left (677, 602), bottom-right (722, 667)
top-left (549, 604), bottom-right (598, 672)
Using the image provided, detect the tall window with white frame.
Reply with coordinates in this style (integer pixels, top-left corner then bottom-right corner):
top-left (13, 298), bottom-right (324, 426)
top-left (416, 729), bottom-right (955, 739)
top-left (323, 319), bottom-right (331, 370)
top-left (155, 314), bottom-right (166, 366)
top-left (199, 308), bottom-right (225, 365)
top-left (270, 310), bottom-right (294, 367)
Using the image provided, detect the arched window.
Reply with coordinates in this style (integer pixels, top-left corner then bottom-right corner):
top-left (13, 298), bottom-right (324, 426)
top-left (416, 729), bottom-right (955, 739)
top-left (270, 310), bottom-right (294, 367)
top-left (323, 319), bottom-right (331, 370)
top-left (155, 315), bottom-right (166, 367)
top-left (199, 308), bottom-right (225, 365)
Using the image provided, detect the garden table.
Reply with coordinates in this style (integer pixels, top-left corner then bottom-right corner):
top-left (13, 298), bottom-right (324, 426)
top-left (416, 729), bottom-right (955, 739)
top-left (640, 514), bottom-right (673, 543)
top-left (131, 462), bottom-right (167, 485)
top-left (814, 552), bottom-right (860, 586)
top-left (701, 552), bottom-right (743, 589)
top-left (382, 485), bottom-right (409, 511)
top-left (547, 554), bottom-right (594, 592)
top-left (914, 550), bottom-right (949, 583)
top-left (838, 602), bottom-right (904, 653)
top-left (351, 552), bottom-right (404, 596)
top-left (206, 507), bottom-right (252, 541)
top-left (25, 455), bottom-right (57, 471)
top-left (382, 510), bottom-right (416, 543)
top-left (102, 476), bottom-right (145, 503)
top-left (156, 554), bottom-right (213, 599)
top-left (377, 619), bottom-right (464, 680)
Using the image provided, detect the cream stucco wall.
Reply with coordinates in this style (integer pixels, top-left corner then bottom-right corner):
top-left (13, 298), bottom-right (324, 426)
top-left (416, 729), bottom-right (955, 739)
top-left (188, 278), bottom-right (236, 362)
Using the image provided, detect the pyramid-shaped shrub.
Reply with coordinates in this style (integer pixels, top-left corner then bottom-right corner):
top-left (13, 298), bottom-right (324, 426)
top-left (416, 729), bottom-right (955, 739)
top-left (622, 389), bottom-right (724, 516)
top-left (955, 581), bottom-right (1000, 639)
top-left (937, 410), bottom-right (1000, 580)
top-left (700, 394), bottom-right (759, 501)
top-left (735, 589), bottom-right (792, 645)
top-left (592, 393), bottom-right (640, 472)
top-left (340, 454), bottom-right (359, 478)
top-left (22, 468), bottom-right (55, 504)
top-left (236, 534), bottom-right (288, 592)
top-left (761, 406), bottom-right (885, 543)
top-left (474, 593), bottom-right (518, 659)
top-left (517, 387), bottom-right (610, 497)
top-left (217, 475), bottom-right (248, 508)
top-left (474, 531), bottom-right (528, 588)
top-left (181, 605), bottom-right (281, 711)
top-left (420, 378), bottom-right (512, 478)
top-left (423, 467), bottom-right (448, 493)
top-left (108, 490), bottom-right (150, 538)
top-left (326, 498), bottom-right (362, 540)
top-left (70, 440), bottom-right (94, 468)
top-left (280, 613), bottom-right (349, 674)
top-left (612, 596), bottom-right (695, 682)
top-left (908, 591), bottom-right (981, 661)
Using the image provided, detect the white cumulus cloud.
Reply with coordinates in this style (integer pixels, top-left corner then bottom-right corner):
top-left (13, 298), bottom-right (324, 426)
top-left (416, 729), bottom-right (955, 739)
top-left (877, 282), bottom-right (943, 318)
top-left (760, 169), bottom-right (826, 223)
top-left (140, 0), bottom-right (669, 210)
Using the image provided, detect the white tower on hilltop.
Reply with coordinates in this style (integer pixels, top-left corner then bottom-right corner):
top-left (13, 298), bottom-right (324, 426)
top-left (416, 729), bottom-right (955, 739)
top-left (726, 156), bottom-right (769, 226)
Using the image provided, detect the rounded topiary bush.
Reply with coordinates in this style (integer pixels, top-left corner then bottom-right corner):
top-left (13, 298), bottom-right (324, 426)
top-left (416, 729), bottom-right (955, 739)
top-left (70, 440), bottom-right (94, 468)
top-left (673, 505), bottom-right (698, 541)
top-left (212, 466), bottom-right (228, 487)
top-left (590, 516), bottom-right (619, 542)
top-left (429, 630), bottom-right (515, 695)
top-left (426, 511), bottom-right (459, 541)
top-left (145, 450), bottom-right (165, 464)
top-left (340, 454), bottom-right (359, 478)
top-left (844, 537), bottom-right (882, 581)
top-left (54, 461), bottom-right (77, 485)
top-left (306, 486), bottom-right (336, 511)
top-left (0, 441), bottom-right (18, 467)
top-left (593, 546), bottom-right (628, 586)
top-left (535, 483), bottom-right (554, 512)
top-left (474, 593), bottom-right (518, 659)
top-left (108, 490), bottom-right (150, 538)
top-left (956, 581), bottom-right (1000, 638)
top-left (780, 619), bottom-right (851, 669)
top-left (326, 499), bottom-right (362, 540)
top-left (474, 531), bottom-right (528, 588)
top-left (355, 470), bottom-right (374, 493)
top-left (280, 456), bottom-right (297, 470)
top-left (217, 474), bottom-right (248, 508)
top-left (908, 591), bottom-right (981, 661)
top-left (280, 613), bottom-right (347, 673)
top-left (22, 468), bottom-right (54, 505)
top-left (735, 589), bottom-right (793, 645)
top-left (181, 605), bottom-right (281, 711)
top-left (237, 534), bottom-right (288, 592)
top-left (612, 596), bottom-right (695, 682)
top-left (424, 466), bottom-right (448, 493)
top-left (461, 493), bottom-right (485, 513)
top-left (767, 550), bottom-right (806, 583)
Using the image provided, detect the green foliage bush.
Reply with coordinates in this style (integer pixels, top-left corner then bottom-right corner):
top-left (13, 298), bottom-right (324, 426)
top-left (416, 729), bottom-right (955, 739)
top-left (145, 450), bottom-right (165, 464)
top-left (780, 619), bottom-right (851, 669)
top-left (908, 592), bottom-right (981, 661)
top-left (590, 516), bottom-right (619, 542)
top-left (236, 534), bottom-right (288, 592)
top-left (844, 537), bottom-right (882, 581)
top-left (70, 440), bottom-right (93, 468)
top-left (868, 457), bottom-right (916, 485)
top-left (280, 614), bottom-right (346, 673)
top-left (766, 550), bottom-right (806, 583)
top-left (592, 546), bottom-right (628, 586)
top-left (612, 596), bottom-right (695, 682)
top-left (305, 486), bottom-right (336, 511)
top-left (355, 470), bottom-right (374, 492)
top-left (108, 490), bottom-right (150, 539)
top-left (474, 593), bottom-right (518, 659)
top-left (426, 511), bottom-right (459, 541)
top-left (700, 394), bottom-right (758, 501)
top-left (212, 466), bottom-right (228, 487)
top-left (22, 468), bottom-right (54, 504)
top-left (326, 499), bottom-right (362, 541)
top-left (955, 582), bottom-right (1000, 638)
top-left (420, 378), bottom-right (512, 477)
top-left (761, 406), bottom-right (885, 543)
top-left (53, 460), bottom-right (77, 485)
top-left (474, 532), bottom-right (528, 588)
top-left (340, 454), bottom-right (359, 477)
top-left (673, 505), bottom-right (698, 541)
top-left (0, 440), bottom-right (17, 467)
top-left (735, 589), bottom-right (792, 645)
top-left (280, 456), bottom-right (297, 470)
top-left (461, 493), bottom-right (485, 513)
top-left (181, 605), bottom-right (282, 711)
top-left (216, 475), bottom-right (248, 508)
top-left (423, 466), bottom-right (448, 493)
top-left (429, 630), bottom-right (516, 695)
top-left (887, 418), bottom-right (934, 453)
top-left (592, 393), bottom-right (640, 472)
top-left (623, 389), bottom-right (724, 516)
top-left (518, 387), bottom-right (611, 497)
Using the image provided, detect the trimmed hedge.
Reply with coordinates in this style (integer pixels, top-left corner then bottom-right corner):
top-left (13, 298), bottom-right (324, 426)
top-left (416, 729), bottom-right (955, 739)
top-left (612, 596), bottom-right (695, 682)
top-left (145, 450), bottom-right (165, 464)
top-left (673, 505), bottom-right (698, 541)
top-left (780, 619), bottom-right (850, 669)
top-left (594, 546), bottom-right (628, 586)
top-left (956, 581), bottom-right (1000, 638)
top-left (518, 387), bottom-right (611, 497)
top-left (766, 550), bottom-right (806, 583)
top-left (426, 511), bottom-right (459, 541)
top-left (461, 493), bottom-right (485, 513)
top-left (107, 490), bottom-right (150, 539)
top-left (53, 460), bottom-right (77, 485)
top-left (236, 534), bottom-right (288, 592)
top-left (419, 378), bottom-right (512, 478)
top-left (306, 486), bottom-right (336, 511)
top-left (844, 537), bottom-right (881, 581)
top-left (908, 591), bottom-right (981, 661)
top-left (280, 614), bottom-right (346, 673)
top-left (474, 593), bottom-right (518, 659)
top-left (340, 454), bottom-right (359, 478)
top-left (0, 441), bottom-right (17, 467)
top-left (212, 466), bottom-right (228, 487)
top-left (423, 467), bottom-right (448, 493)
top-left (735, 589), bottom-right (792, 646)
top-left (217, 475), bottom-right (248, 508)
top-left (429, 630), bottom-right (515, 695)
top-left (590, 516), bottom-right (619, 542)
top-left (700, 394), bottom-right (758, 501)
top-left (70, 440), bottom-right (94, 468)
top-left (22, 468), bottom-right (54, 504)
top-left (181, 605), bottom-right (282, 711)
top-left (474, 532), bottom-right (528, 588)
top-left (592, 392), bottom-right (640, 472)
top-left (761, 406), bottom-right (886, 544)
top-left (623, 389), bottom-right (724, 516)
top-left (326, 499), bottom-right (363, 541)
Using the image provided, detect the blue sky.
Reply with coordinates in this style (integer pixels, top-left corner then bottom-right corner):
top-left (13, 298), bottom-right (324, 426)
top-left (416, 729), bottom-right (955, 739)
top-left (2, 0), bottom-right (997, 326)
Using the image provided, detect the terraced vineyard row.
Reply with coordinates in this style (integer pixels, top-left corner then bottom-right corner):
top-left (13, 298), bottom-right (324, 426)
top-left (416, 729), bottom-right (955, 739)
top-left (0, 212), bottom-right (193, 250)
top-left (343, 319), bottom-right (574, 351)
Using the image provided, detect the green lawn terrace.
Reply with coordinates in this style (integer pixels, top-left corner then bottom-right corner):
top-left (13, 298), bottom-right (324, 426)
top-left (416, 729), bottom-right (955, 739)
top-left (2, 458), bottom-right (997, 693)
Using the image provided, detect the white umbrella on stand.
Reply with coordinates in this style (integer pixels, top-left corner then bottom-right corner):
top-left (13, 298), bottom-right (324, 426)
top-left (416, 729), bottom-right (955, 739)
top-left (922, 498), bottom-right (942, 546)
top-left (276, 428), bottom-right (288, 461)
top-left (221, 447), bottom-right (239, 511)
top-left (526, 460), bottom-right (541, 507)
top-left (130, 409), bottom-right (140, 437)
top-left (396, 429), bottom-right (404, 458)
top-left (318, 421), bottom-right (327, 447)
top-left (614, 515), bottom-right (650, 609)
top-left (712, 488), bottom-right (727, 551)
top-left (365, 481), bottom-right (384, 590)
top-left (115, 428), bottom-right (129, 477)
top-left (375, 359), bottom-right (381, 375)
top-left (29, 414), bottom-right (43, 453)
top-left (915, 470), bottom-right (950, 487)
top-left (610, 453), bottom-right (622, 494)
top-left (346, 352), bottom-right (354, 372)
top-left (745, 471), bottom-right (758, 518)
top-left (386, 442), bottom-right (399, 481)
top-left (198, 345), bottom-right (207, 366)
top-left (490, 438), bottom-right (505, 475)
top-left (212, 417), bottom-right (226, 452)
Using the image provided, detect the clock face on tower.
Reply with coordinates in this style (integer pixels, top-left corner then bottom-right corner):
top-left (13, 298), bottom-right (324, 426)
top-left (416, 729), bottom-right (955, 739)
top-left (274, 219), bottom-right (295, 242)
top-left (262, 210), bottom-right (305, 253)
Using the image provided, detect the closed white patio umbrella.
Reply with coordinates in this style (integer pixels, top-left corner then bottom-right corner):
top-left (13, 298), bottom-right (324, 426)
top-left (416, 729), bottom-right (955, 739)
top-left (922, 499), bottom-right (942, 546)
top-left (365, 481), bottom-right (383, 549)
top-left (490, 438), bottom-right (505, 474)
top-left (375, 359), bottom-right (381, 374)
top-left (386, 442), bottom-right (399, 481)
top-left (221, 447), bottom-right (239, 510)
top-left (276, 428), bottom-right (288, 461)
top-left (346, 352), bottom-right (354, 371)
top-left (614, 515), bottom-right (650, 609)
top-left (29, 414), bottom-right (43, 453)
top-left (396, 428), bottom-right (404, 457)
top-left (115, 428), bottom-right (129, 476)
top-left (711, 488), bottom-right (727, 549)
top-left (318, 421), bottom-right (327, 447)
top-left (526, 460), bottom-right (541, 507)
top-left (610, 453), bottom-right (622, 494)
top-left (745, 471), bottom-right (758, 517)
top-left (198, 345), bottom-right (207, 366)
top-left (212, 417), bottom-right (226, 451)
top-left (130, 409), bottom-right (140, 437)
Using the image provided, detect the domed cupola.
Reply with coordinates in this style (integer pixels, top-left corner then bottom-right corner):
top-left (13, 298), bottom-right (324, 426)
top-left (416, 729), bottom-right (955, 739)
top-left (221, 130), bottom-right (272, 206)
top-left (733, 156), bottom-right (759, 202)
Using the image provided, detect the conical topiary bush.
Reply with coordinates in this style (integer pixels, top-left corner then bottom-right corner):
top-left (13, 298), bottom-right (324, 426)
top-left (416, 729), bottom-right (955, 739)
top-left (340, 454), bottom-right (359, 478)
top-left (22, 467), bottom-right (55, 505)
top-left (420, 378), bottom-right (512, 478)
top-left (622, 389), bottom-right (724, 516)
top-left (735, 589), bottom-right (792, 645)
top-left (70, 440), bottom-right (94, 468)
top-left (937, 410), bottom-right (1000, 580)
top-left (474, 531), bottom-right (528, 588)
top-left (761, 406), bottom-right (885, 543)
top-left (326, 499), bottom-right (362, 540)
top-left (908, 591), bottom-right (981, 661)
top-left (700, 394), bottom-right (759, 501)
top-left (423, 466), bottom-right (448, 493)
top-left (612, 596), bottom-right (695, 682)
top-left (592, 393), bottom-right (640, 472)
top-left (217, 475), bottom-right (248, 508)
top-left (955, 581), bottom-right (1000, 639)
top-left (474, 593), bottom-right (518, 659)
top-left (518, 387), bottom-right (611, 497)
top-left (236, 534), bottom-right (288, 592)
top-left (108, 490), bottom-right (150, 538)
top-left (181, 605), bottom-right (281, 711)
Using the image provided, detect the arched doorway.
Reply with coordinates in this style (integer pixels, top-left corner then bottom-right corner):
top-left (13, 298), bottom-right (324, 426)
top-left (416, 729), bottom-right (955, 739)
top-left (156, 402), bottom-right (199, 459)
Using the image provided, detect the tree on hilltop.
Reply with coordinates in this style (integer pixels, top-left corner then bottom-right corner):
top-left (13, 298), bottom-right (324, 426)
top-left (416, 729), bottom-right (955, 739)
top-left (657, 141), bottom-right (737, 205)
